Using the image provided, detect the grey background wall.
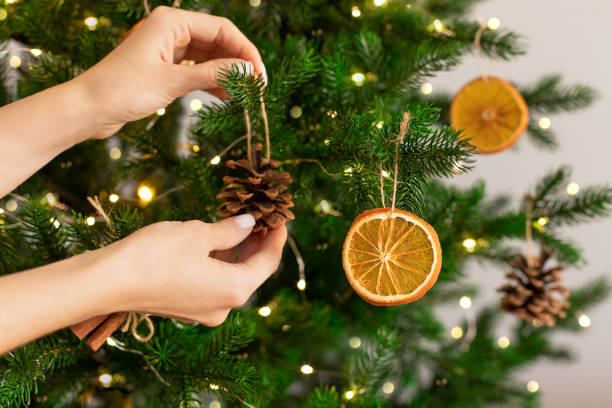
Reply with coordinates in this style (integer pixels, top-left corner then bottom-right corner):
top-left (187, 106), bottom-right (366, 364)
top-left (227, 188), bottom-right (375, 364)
top-left (433, 1), bottom-right (612, 406)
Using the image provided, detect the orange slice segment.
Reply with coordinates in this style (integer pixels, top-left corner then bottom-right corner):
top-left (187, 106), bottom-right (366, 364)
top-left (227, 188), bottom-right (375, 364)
top-left (450, 76), bottom-right (528, 154)
top-left (342, 208), bottom-right (442, 305)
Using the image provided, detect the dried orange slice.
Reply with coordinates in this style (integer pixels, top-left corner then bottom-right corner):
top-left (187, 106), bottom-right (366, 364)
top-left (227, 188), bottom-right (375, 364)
top-left (450, 76), bottom-right (528, 154)
top-left (342, 208), bottom-right (442, 306)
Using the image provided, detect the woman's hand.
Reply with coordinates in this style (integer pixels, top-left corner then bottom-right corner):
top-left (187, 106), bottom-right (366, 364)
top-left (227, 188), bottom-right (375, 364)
top-left (78, 6), bottom-right (266, 139)
top-left (105, 214), bottom-right (286, 326)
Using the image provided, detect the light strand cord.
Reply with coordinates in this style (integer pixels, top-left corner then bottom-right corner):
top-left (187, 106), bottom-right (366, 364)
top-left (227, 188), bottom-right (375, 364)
top-left (460, 308), bottom-right (478, 352)
top-left (391, 112), bottom-right (411, 213)
top-left (280, 158), bottom-right (340, 177)
top-left (474, 17), bottom-right (488, 80)
top-left (379, 163), bottom-right (386, 208)
top-left (525, 196), bottom-right (535, 267)
top-left (215, 134), bottom-right (248, 161)
top-left (107, 336), bottom-right (170, 386)
top-left (287, 235), bottom-right (307, 302)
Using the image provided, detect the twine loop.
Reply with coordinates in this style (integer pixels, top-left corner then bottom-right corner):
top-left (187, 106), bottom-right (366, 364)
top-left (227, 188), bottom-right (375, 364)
top-left (380, 112), bottom-right (411, 212)
top-left (121, 312), bottom-right (155, 342)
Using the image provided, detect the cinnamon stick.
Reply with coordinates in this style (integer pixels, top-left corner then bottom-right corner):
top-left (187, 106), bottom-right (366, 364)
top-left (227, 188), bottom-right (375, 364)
top-left (70, 315), bottom-right (108, 339)
top-left (85, 312), bottom-right (129, 351)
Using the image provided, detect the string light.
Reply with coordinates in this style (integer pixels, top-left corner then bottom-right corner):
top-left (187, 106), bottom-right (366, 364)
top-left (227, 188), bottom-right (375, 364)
top-left (86, 216), bottom-right (96, 226)
top-left (381, 170), bottom-right (389, 177)
top-left (0, 208), bottom-right (4, 214)
top-left (290, 106), bottom-right (303, 118)
top-left (258, 306), bottom-right (271, 317)
top-left (300, 364), bottom-right (314, 375)
top-left (210, 155), bottom-right (221, 165)
top-left (9, 55), bottom-right (21, 68)
top-left (109, 147), bottom-right (122, 160)
top-left (106, 337), bottom-right (117, 347)
top-left (190, 98), bottom-right (203, 111)
top-left (344, 167), bottom-right (353, 174)
top-left (84, 17), bottom-right (98, 30)
top-left (450, 326), bottom-right (463, 339)
top-left (351, 72), bottom-right (365, 86)
top-left (487, 17), bottom-right (501, 30)
top-left (526, 380), bottom-right (539, 393)
top-left (6, 0), bottom-right (16, 4)
top-left (348, 337), bottom-right (361, 349)
top-left (459, 296), bottom-right (472, 309)
top-left (566, 182), bottom-right (580, 195)
top-left (497, 336), bottom-right (510, 349)
top-left (538, 116), bottom-right (551, 129)
top-left (382, 381), bottom-right (395, 394)
top-left (0, 8), bottom-right (7, 21)
top-left (209, 402), bottom-right (222, 408)
top-left (109, 194), bottom-right (119, 203)
top-left (319, 199), bottom-right (331, 213)
top-left (373, 0), bottom-right (387, 6)
top-left (420, 82), bottom-right (433, 95)
top-left (324, 139), bottom-right (331, 145)
top-left (192, 145), bottom-right (200, 153)
top-left (249, 0), bottom-right (262, 7)
top-left (537, 217), bottom-right (549, 226)
top-left (5, 199), bottom-right (18, 212)
top-left (30, 48), bottom-right (42, 57)
top-left (344, 390), bottom-right (355, 400)
top-left (462, 238), bottom-right (476, 252)
top-left (578, 313), bottom-right (591, 328)
top-left (297, 279), bottom-right (306, 290)
top-left (156, 108), bottom-right (165, 116)
top-left (98, 373), bottom-right (112, 387)
top-left (432, 19), bottom-right (444, 32)
top-left (351, 6), bottom-right (361, 17)
top-left (137, 185), bottom-right (154, 202)
top-left (209, 384), bottom-right (219, 390)
top-left (52, 219), bottom-right (60, 229)
top-left (45, 192), bottom-right (57, 204)
top-left (376, 121), bottom-right (384, 129)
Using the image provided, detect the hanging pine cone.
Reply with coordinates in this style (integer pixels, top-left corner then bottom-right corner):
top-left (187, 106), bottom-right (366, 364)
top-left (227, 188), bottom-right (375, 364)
top-left (217, 143), bottom-right (294, 232)
top-left (498, 250), bottom-right (570, 327)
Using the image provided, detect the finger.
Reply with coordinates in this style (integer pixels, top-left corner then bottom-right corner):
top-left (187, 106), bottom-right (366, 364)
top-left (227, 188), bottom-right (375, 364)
top-left (206, 214), bottom-right (256, 251)
top-left (175, 58), bottom-right (253, 93)
top-left (239, 225), bottom-right (287, 288)
top-left (212, 230), bottom-right (264, 263)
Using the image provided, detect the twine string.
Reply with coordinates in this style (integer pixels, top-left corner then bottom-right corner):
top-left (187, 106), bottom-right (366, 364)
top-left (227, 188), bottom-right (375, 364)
top-left (143, 0), bottom-right (150, 15)
top-left (379, 163), bottom-right (386, 208)
top-left (244, 108), bottom-right (253, 166)
top-left (260, 95), bottom-right (271, 162)
top-left (473, 17), bottom-right (488, 80)
top-left (525, 197), bottom-right (535, 267)
top-left (391, 113), bottom-right (411, 213)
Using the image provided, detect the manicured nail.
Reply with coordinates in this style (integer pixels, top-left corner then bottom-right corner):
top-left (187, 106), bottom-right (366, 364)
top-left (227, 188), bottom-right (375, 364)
top-left (237, 61), bottom-right (254, 76)
top-left (261, 66), bottom-right (268, 85)
top-left (233, 213), bottom-right (255, 229)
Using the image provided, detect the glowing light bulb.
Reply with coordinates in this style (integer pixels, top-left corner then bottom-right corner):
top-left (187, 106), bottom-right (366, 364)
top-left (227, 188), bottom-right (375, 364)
top-left (156, 107), bottom-right (166, 116)
top-left (190, 98), bottom-right (203, 111)
top-left (450, 326), bottom-right (463, 339)
top-left (300, 364), bottom-right (314, 374)
top-left (209, 384), bottom-right (219, 390)
top-left (349, 337), bottom-right (361, 349)
top-left (30, 48), bottom-right (42, 57)
top-left (249, 0), bottom-right (262, 6)
top-left (192, 144), bottom-right (200, 153)
top-left (319, 200), bottom-right (331, 212)
top-left (462, 238), bottom-right (476, 252)
top-left (297, 279), bottom-right (306, 290)
top-left (109, 147), bottom-right (122, 160)
top-left (9, 55), bottom-right (21, 68)
top-left (420, 82), bottom-right (433, 95)
top-left (98, 373), bottom-right (112, 387)
top-left (351, 72), bottom-right (365, 86)
top-left (0, 208), bottom-right (4, 214)
top-left (258, 306), bottom-right (271, 317)
top-left (45, 192), bottom-right (57, 204)
top-left (210, 155), bottom-right (221, 165)
top-left (84, 17), bottom-right (98, 30)
top-left (566, 182), bottom-right (579, 195)
top-left (137, 185), bottom-right (154, 202)
top-left (351, 6), bottom-right (361, 17)
top-left (210, 402), bottom-right (222, 408)
top-left (0, 9), bottom-right (7, 22)
top-left (497, 336), bottom-right (510, 349)
top-left (459, 296), bottom-right (472, 309)
top-left (487, 17), bottom-right (501, 30)
top-left (538, 116), bottom-right (551, 129)
top-left (526, 380), bottom-right (539, 393)
top-left (86, 216), bottom-right (96, 226)
top-left (374, 0), bottom-right (387, 6)
top-left (344, 390), bottom-right (355, 400)
top-left (376, 121), bottom-right (384, 129)
top-left (381, 170), bottom-right (389, 178)
top-left (578, 313), bottom-right (591, 328)
top-left (382, 381), bottom-right (395, 394)
top-left (432, 19), bottom-right (444, 32)
top-left (5, 199), bottom-right (18, 212)
top-left (109, 194), bottom-right (119, 203)
top-left (537, 217), bottom-right (549, 226)
top-left (344, 167), bottom-right (353, 174)
top-left (5, 0), bottom-right (16, 4)
top-left (106, 337), bottom-right (117, 347)
top-left (290, 106), bottom-right (303, 118)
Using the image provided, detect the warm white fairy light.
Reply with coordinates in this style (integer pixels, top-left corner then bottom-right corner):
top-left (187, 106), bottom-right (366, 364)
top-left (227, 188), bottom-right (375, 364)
top-left (0, 9), bottom-right (7, 21)
top-left (0, 208), bottom-right (4, 214)
top-left (209, 384), bottom-right (219, 390)
top-left (344, 390), bottom-right (355, 400)
top-left (209, 401), bottom-right (222, 408)
top-left (300, 364), bottom-right (314, 375)
top-left (109, 194), bottom-right (119, 203)
top-left (381, 170), bottom-right (389, 177)
top-left (537, 217), bottom-right (549, 226)
top-left (376, 121), bottom-right (384, 129)
top-left (84, 16), bottom-right (98, 30)
top-left (190, 98), bottom-right (203, 111)
top-left (538, 116), bottom-right (551, 129)
top-left (566, 182), bottom-right (580, 195)
top-left (258, 306), bottom-right (271, 317)
top-left (156, 107), bottom-right (166, 116)
top-left (497, 336), bottom-right (510, 349)
top-left (297, 279), bottom-right (306, 291)
top-left (450, 326), bottom-right (463, 339)
top-left (45, 192), bottom-right (57, 204)
top-left (192, 144), bottom-right (200, 153)
top-left (487, 17), bottom-right (501, 30)
top-left (106, 337), bottom-right (117, 347)
top-left (374, 0), bottom-right (387, 6)
top-left (349, 337), bottom-right (361, 349)
top-left (210, 155), bottom-right (221, 165)
top-left (432, 19), bottom-right (444, 32)
top-left (578, 313), bottom-right (591, 328)
top-left (319, 200), bottom-right (331, 213)
top-left (351, 72), bottom-right (365, 86)
top-left (462, 238), bottom-right (476, 252)
top-left (382, 381), bottom-right (395, 394)
top-left (5, 199), bottom-right (18, 212)
top-left (290, 106), bottom-right (303, 118)
top-left (526, 380), bottom-right (540, 393)
top-left (137, 185), bottom-right (154, 202)
top-left (9, 55), bottom-right (21, 68)
top-left (98, 373), bottom-right (112, 387)
top-left (249, 0), bottom-right (262, 7)
top-left (351, 6), bottom-right (361, 17)
top-left (86, 216), bottom-right (96, 226)
top-left (420, 82), bottom-right (433, 95)
top-left (30, 48), bottom-right (42, 57)
top-left (53, 219), bottom-right (60, 228)
top-left (109, 147), bottom-right (122, 160)
top-left (5, 0), bottom-right (16, 4)
top-left (344, 167), bottom-right (353, 174)
top-left (459, 296), bottom-right (472, 309)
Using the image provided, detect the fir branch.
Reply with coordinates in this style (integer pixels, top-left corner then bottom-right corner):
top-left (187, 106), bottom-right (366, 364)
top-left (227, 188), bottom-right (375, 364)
top-left (0, 226), bottom-right (18, 276)
top-left (269, 48), bottom-right (320, 106)
top-left (201, 312), bottom-right (255, 359)
top-left (105, 205), bottom-right (144, 243)
top-left (217, 62), bottom-right (266, 111)
top-left (532, 166), bottom-right (571, 205)
top-left (17, 200), bottom-right (70, 263)
top-left (321, 53), bottom-right (351, 108)
top-left (555, 277), bottom-right (611, 331)
top-left (65, 211), bottom-right (103, 253)
top-left (349, 327), bottom-right (401, 393)
top-left (519, 75), bottom-right (597, 114)
top-left (424, 0), bottom-right (485, 17)
top-left (302, 386), bottom-right (341, 408)
top-left (18, 52), bottom-right (80, 98)
top-left (355, 31), bottom-right (385, 73)
top-left (534, 230), bottom-right (584, 266)
top-left (452, 21), bottom-right (526, 60)
top-left (0, 44), bottom-right (12, 107)
top-left (526, 118), bottom-right (558, 150)
top-left (543, 185), bottom-right (612, 227)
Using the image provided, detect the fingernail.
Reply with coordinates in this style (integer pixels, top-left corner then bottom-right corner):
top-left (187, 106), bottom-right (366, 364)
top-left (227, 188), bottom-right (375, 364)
top-left (262, 67), bottom-right (268, 86)
top-left (233, 213), bottom-right (255, 229)
top-left (237, 61), bottom-right (254, 76)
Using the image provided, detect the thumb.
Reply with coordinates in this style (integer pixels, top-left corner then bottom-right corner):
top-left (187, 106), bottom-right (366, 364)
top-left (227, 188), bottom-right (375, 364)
top-left (206, 214), bottom-right (256, 251)
top-left (177, 58), bottom-right (254, 93)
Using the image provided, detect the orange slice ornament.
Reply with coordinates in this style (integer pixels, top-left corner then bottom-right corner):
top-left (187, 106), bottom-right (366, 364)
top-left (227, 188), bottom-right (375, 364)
top-left (450, 76), bottom-right (529, 154)
top-left (342, 208), bottom-right (442, 306)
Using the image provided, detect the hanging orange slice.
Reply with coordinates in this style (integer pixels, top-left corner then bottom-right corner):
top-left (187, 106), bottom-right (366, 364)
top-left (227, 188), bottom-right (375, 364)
top-left (342, 208), bottom-right (442, 306)
top-left (450, 76), bottom-right (528, 154)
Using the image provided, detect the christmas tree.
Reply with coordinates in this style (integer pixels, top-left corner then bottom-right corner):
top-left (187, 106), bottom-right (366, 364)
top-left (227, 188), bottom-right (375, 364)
top-left (1, 0), bottom-right (611, 407)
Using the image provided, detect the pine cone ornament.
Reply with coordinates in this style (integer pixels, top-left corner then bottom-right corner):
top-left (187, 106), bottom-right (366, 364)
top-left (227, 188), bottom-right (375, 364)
top-left (217, 143), bottom-right (294, 232)
top-left (498, 250), bottom-right (570, 327)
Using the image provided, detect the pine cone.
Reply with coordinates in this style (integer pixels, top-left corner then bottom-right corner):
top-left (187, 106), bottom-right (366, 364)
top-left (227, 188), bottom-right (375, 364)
top-left (217, 143), bottom-right (294, 232)
top-left (498, 250), bottom-right (569, 327)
